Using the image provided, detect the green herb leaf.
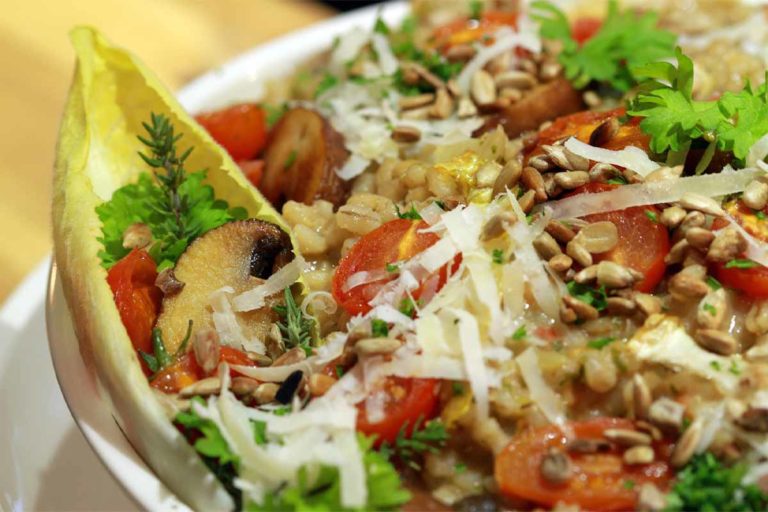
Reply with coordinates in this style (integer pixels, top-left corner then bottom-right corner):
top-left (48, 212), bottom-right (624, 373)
top-left (335, 365), bottom-right (345, 378)
top-left (567, 281), bottom-right (608, 311)
top-left (97, 113), bottom-right (245, 270)
top-left (512, 325), bottom-right (527, 340)
top-left (396, 204), bottom-right (422, 220)
top-left (757, 211), bottom-right (767, 221)
top-left (469, 0), bottom-right (483, 20)
top-left (176, 398), bottom-right (239, 467)
top-left (532, 0), bottom-right (675, 92)
top-left (373, 17), bottom-right (390, 35)
top-left (386, 262), bottom-right (400, 273)
top-left (623, 479), bottom-right (636, 490)
top-left (380, 418), bottom-right (449, 470)
top-left (273, 287), bottom-right (315, 355)
top-left (645, 209), bottom-right (658, 223)
top-left (492, 248), bottom-right (505, 264)
top-left (315, 73), bottom-right (339, 98)
top-left (710, 360), bottom-right (722, 371)
top-left (455, 463), bottom-right (468, 474)
top-left (283, 149), bottom-right (297, 170)
top-left (587, 337), bottom-right (616, 350)
top-left (665, 453), bottom-right (768, 512)
top-left (703, 303), bottom-right (717, 316)
top-left (451, 382), bottom-right (464, 396)
top-left (263, 103), bottom-right (286, 128)
top-left (252, 420), bottom-right (268, 446)
top-left (399, 297), bottom-right (417, 317)
top-left (725, 259), bottom-right (759, 269)
top-left (371, 319), bottom-right (389, 338)
top-left (707, 276), bottom-right (723, 290)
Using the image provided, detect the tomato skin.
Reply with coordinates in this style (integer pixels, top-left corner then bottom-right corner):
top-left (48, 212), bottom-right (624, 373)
top-left (107, 249), bottom-right (163, 357)
top-left (432, 11), bottom-right (518, 49)
top-left (238, 159), bottom-right (265, 188)
top-left (572, 17), bottom-right (602, 44)
top-left (195, 103), bottom-right (267, 161)
top-left (332, 219), bottom-right (459, 316)
top-left (495, 417), bottom-right (674, 511)
top-left (357, 377), bottom-right (440, 445)
top-left (150, 353), bottom-right (202, 394)
top-left (570, 183), bottom-right (670, 292)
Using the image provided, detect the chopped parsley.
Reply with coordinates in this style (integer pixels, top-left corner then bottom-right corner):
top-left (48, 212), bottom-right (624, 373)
top-left (587, 337), bottom-right (616, 350)
top-left (399, 297), bottom-right (417, 317)
top-left (532, 0), bottom-right (675, 91)
top-left (451, 382), bottom-right (465, 396)
top-left (725, 259), bottom-right (759, 269)
top-left (512, 325), bottom-right (527, 341)
top-left (283, 149), bottom-right (298, 170)
top-left (386, 262), bottom-right (400, 273)
top-left (729, 360), bottom-right (742, 376)
top-left (665, 453), bottom-right (768, 512)
top-left (707, 276), bottom-right (723, 290)
top-left (373, 16), bottom-right (390, 35)
top-left (623, 479), bottom-right (636, 490)
top-left (371, 319), bottom-right (389, 338)
top-left (492, 248), bottom-right (505, 264)
top-left (629, 47), bottom-right (768, 164)
top-left (263, 103), bottom-right (287, 128)
top-left (335, 365), bottom-right (345, 378)
top-left (455, 463), bottom-right (468, 474)
top-left (567, 281), bottom-right (608, 311)
top-left (469, 0), bottom-right (483, 20)
top-left (645, 209), bottom-right (658, 223)
top-left (380, 419), bottom-right (449, 470)
top-left (396, 204), bottom-right (422, 220)
top-left (710, 360), bottom-right (722, 371)
top-left (314, 72), bottom-right (339, 98)
top-left (703, 303), bottom-right (717, 316)
top-left (756, 210), bottom-right (767, 221)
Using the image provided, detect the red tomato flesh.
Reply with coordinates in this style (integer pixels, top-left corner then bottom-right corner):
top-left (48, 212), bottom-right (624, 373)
top-left (150, 346), bottom-right (257, 394)
top-left (107, 249), bottom-right (162, 358)
top-left (238, 159), bottom-right (265, 188)
top-left (432, 11), bottom-right (518, 50)
top-left (332, 219), bottom-right (460, 316)
top-left (711, 200), bottom-right (768, 298)
top-left (195, 103), bottom-right (267, 161)
top-left (356, 377), bottom-right (440, 445)
top-left (572, 183), bottom-right (670, 293)
top-left (495, 417), bottom-right (674, 511)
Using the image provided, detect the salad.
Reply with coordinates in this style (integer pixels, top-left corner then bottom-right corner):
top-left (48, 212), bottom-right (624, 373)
top-left (53, 1), bottom-right (768, 510)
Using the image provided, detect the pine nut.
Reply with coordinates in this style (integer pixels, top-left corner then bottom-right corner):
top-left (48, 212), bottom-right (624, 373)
top-left (398, 93), bottom-right (435, 110)
top-left (707, 227), bottom-right (747, 262)
top-left (355, 337), bottom-right (402, 356)
top-left (471, 69), bottom-right (497, 105)
top-left (648, 397), bottom-right (685, 428)
top-left (457, 96), bottom-right (478, 118)
top-left (179, 377), bottom-right (221, 398)
top-left (549, 254), bottom-right (573, 272)
top-left (679, 193), bottom-right (725, 217)
top-left (695, 329), bottom-right (737, 355)
top-left (589, 162), bottom-right (620, 183)
top-left (193, 329), bottom-right (221, 375)
top-left (624, 445), bottom-right (655, 465)
top-left (253, 382), bottom-right (280, 404)
top-left (546, 220), bottom-right (577, 243)
top-left (495, 70), bottom-right (537, 90)
top-left (391, 125), bottom-right (421, 143)
top-left (697, 288), bottom-right (726, 329)
top-left (685, 227), bottom-right (714, 250)
top-left (122, 222), bottom-right (153, 249)
top-left (632, 374), bottom-right (652, 419)
top-left (522, 166), bottom-right (547, 202)
top-left (430, 88), bottom-right (454, 119)
top-left (528, 155), bottom-right (552, 171)
top-left (604, 428), bottom-right (651, 446)
top-left (596, 261), bottom-right (636, 288)
top-left (670, 420), bottom-right (702, 467)
top-left (566, 240), bottom-right (593, 267)
top-left (554, 170), bottom-right (590, 189)
top-left (660, 206), bottom-right (686, 229)
top-left (518, 189), bottom-right (536, 213)
top-left (743, 180), bottom-right (768, 210)
top-left (533, 232), bottom-right (563, 260)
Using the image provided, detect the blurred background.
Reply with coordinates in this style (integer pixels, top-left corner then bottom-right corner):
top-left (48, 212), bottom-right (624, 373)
top-left (0, 0), bottom-right (384, 303)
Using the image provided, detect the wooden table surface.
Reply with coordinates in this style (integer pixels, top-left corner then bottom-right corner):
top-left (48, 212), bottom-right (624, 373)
top-left (0, 0), bottom-right (334, 302)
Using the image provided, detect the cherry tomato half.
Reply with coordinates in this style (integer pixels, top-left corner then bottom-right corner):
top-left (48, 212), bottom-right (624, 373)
top-left (495, 417), bottom-right (674, 511)
top-left (432, 10), bottom-right (518, 50)
top-left (150, 346), bottom-right (257, 394)
top-left (710, 200), bottom-right (768, 298)
top-left (332, 219), bottom-right (460, 316)
top-left (572, 183), bottom-right (670, 292)
top-left (107, 249), bottom-right (162, 357)
top-left (357, 377), bottom-right (440, 445)
top-left (195, 103), bottom-right (267, 161)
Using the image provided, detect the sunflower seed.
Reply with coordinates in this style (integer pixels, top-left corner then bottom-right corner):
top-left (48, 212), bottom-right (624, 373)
top-left (695, 329), bottom-right (737, 355)
top-left (179, 377), bottom-right (221, 398)
top-left (546, 220), bottom-right (577, 243)
top-left (253, 382), bottom-right (280, 404)
top-left (540, 447), bottom-right (573, 484)
top-left (624, 445), bottom-right (655, 465)
top-left (495, 70), bottom-right (537, 90)
top-left (679, 193), bottom-right (725, 217)
top-left (648, 397), bottom-right (685, 428)
top-left (457, 96), bottom-right (478, 118)
top-left (471, 69), bottom-right (497, 105)
top-left (355, 337), bottom-right (402, 356)
top-left (522, 166), bottom-right (547, 201)
top-left (670, 420), bottom-right (702, 467)
top-left (493, 160), bottom-right (523, 197)
top-left (430, 88), bottom-right (454, 119)
top-left (193, 329), bottom-right (221, 375)
top-left (563, 295), bottom-right (599, 320)
top-left (632, 374), bottom-right (652, 419)
top-left (596, 261), bottom-right (636, 288)
top-left (554, 170), bottom-right (590, 189)
top-left (660, 206), bottom-right (687, 229)
top-left (122, 222), bottom-right (153, 249)
top-left (589, 163), bottom-right (620, 183)
top-left (685, 227), bottom-right (714, 250)
top-left (309, 373), bottom-right (336, 397)
top-left (743, 180), bottom-right (768, 210)
top-left (707, 227), bottom-right (747, 262)
top-left (231, 377), bottom-right (261, 396)
top-left (604, 428), bottom-right (651, 446)
top-left (398, 93), bottom-right (435, 110)
top-left (577, 221), bottom-right (618, 254)
top-left (645, 165), bottom-right (683, 183)
top-left (634, 293), bottom-right (663, 317)
top-left (549, 254), bottom-right (573, 272)
top-left (566, 240), bottom-right (593, 267)
top-left (528, 155), bottom-right (552, 171)
top-left (272, 347), bottom-right (307, 367)
top-left (445, 44), bottom-right (476, 62)
top-left (574, 264), bottom-right (598, 284)
top-left (518, 189), bottom-right (536, 213)
top-left (588, 118), bottom-right (619, 147)
top-left (391, 125), bottom-right (421, 143)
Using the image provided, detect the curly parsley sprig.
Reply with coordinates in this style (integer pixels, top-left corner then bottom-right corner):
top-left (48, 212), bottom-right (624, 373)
top-left (628, 48), bottom-right (768, 167)
top-left (532, 0), bottom-right (676, 92)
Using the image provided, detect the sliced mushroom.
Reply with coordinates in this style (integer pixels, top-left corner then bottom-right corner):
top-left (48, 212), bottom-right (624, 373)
top-left (155, 219), bottom-right (293, 353)
top-left (473, 77), bottom-right (584, 138)
top-left (261, 107), bottom-right (351, 208)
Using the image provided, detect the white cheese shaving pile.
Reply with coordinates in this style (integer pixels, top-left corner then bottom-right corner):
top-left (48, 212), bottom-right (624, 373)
top-left (232, 256), bottom-right (305, 312)
top-left (516, 347), bottom-right (566, 425)
top-left (209, 286), bottom-right (266, 354)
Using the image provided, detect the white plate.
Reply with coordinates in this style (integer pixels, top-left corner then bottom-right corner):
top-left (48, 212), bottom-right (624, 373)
top-left (44, 2), bottom-right (406, 510)
top-left (0, 259), bottom-right (135, 511)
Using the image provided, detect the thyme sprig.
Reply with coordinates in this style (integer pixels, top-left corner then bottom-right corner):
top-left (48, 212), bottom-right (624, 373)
top-left (273, 287), bottom-right (315, 355)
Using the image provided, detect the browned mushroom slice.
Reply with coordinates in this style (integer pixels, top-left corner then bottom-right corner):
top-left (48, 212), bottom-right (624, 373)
top-left (156, 219), bottom-right (293, 353)
top-left (473, 77), bottom-right (584, 138)
top-left (261, 107), bottom-right (351, 208)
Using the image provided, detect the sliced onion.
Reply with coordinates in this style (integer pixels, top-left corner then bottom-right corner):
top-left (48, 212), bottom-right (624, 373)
top-left (545, 168), bottom-right (762, 220)
top-left (419, 202), bottom-right (445, 225)
top-left (564, 137), bottom-right (659, 176)
top-left (371, 33), bottom-right (398, 75)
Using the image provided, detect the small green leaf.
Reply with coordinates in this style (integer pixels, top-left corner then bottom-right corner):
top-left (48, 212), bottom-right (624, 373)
top-left (645, 209), bottom-right (658, 223)
top-left (492, 249), bottom-right (504, 264)
top-left (512, 325), bottom-right (527, 340)
top-left (703, 303), bottom-right (717, 316)
top-left (371, 319), bottom-right (389, 338)
top-left (283, 149), bottom-right (298, 170)
top-left (725, 258), bottom-right (759, 269)
top-left (396, 204), bottom-right (422, 220)
top-left (587, 337), bottom-right (616, 350)
top-left (706, 276), bottom-right (722, 290)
